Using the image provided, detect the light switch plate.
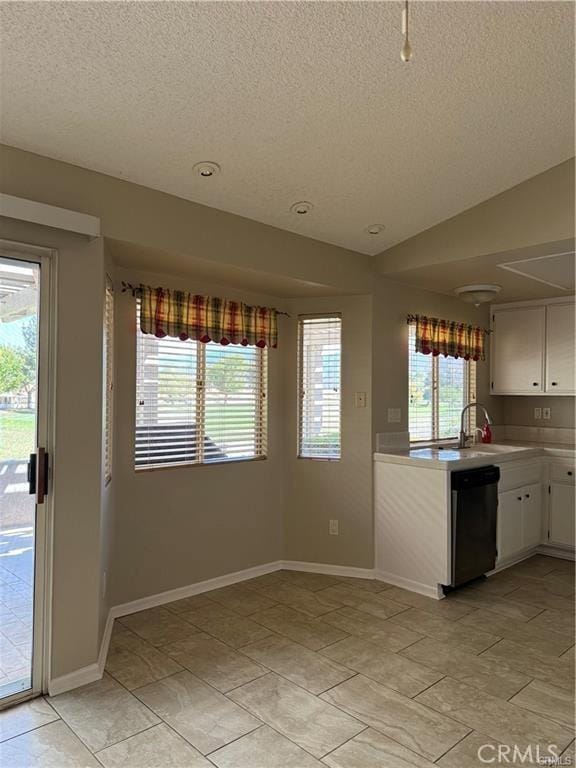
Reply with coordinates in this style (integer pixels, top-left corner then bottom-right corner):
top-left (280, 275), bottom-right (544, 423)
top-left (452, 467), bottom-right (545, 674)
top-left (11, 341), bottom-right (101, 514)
top-left (329, 519), bottom-right (339, 535)
top-left (355, 392), bottom-right (367, 408)
top-left (387, 408), bottom-right (401, 423)
top-left (543, 407), bottom-right (551, 420)
top-left (534, 408), bottom-right (542, 420)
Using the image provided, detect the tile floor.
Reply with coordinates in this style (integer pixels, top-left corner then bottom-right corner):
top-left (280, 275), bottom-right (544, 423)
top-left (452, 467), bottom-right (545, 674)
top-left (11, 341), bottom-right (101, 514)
top-left (0, 554), bottom-right (574, 767)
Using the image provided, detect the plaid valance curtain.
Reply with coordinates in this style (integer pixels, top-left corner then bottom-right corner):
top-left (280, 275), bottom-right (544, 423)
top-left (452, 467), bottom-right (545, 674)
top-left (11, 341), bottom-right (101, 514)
top-left (410, 314), bottom-right (486, 361)
top-left (139, 285), bottom-right (278, 348)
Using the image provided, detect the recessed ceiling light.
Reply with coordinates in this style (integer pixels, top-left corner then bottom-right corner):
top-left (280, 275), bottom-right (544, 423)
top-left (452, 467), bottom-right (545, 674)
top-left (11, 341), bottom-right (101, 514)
top-left (193, 161), bottom-right (221, 178)
top-left (290, 201), bottom-right (314, 215)
top-left (364, 224), bottom-right (385, 235)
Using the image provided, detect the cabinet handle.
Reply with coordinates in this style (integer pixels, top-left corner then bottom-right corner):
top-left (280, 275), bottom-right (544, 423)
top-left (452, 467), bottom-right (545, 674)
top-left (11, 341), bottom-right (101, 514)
top-left (532, 382), bottom-right (539, 386)
top-left (517, 496), bottom-right (522, 501)
top-left (551, 382), bottom-right (558, 386)
top-left (568, 471), bottom-right (573, 477)
top-left (525, 494), bottom-right (530, 499)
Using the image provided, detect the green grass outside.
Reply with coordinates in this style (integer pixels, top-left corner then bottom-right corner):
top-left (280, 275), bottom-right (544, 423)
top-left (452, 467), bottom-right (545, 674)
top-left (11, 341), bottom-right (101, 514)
top-left (409, 401), bottom-right (461, 440)
top-left (0, 411), bottom-right (35, 460)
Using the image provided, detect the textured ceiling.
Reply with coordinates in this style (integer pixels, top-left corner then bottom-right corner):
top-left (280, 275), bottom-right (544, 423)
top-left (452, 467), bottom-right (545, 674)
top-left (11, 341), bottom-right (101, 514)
top-left (386, 240), bottom-right (576, 303)
top-left (0, 1), bottom-right (574, 255)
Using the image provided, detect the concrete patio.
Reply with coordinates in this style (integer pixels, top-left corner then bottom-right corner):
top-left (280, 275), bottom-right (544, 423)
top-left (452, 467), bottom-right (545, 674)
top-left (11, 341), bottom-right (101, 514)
top-left (0, 459), bottom-right (34, 697)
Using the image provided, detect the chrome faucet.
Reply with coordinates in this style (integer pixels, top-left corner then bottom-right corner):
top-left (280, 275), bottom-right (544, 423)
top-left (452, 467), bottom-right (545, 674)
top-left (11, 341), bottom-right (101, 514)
top-left (459, 403), bottom-right (493, 448)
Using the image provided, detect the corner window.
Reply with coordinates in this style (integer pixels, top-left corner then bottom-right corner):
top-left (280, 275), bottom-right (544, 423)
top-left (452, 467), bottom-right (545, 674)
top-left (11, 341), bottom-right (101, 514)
top-left (298, 315), bottom-right (342, 459)
top-left (135, 303), bottom-right (267, 468)
top-left (408, 324), bottom-right (476, 442)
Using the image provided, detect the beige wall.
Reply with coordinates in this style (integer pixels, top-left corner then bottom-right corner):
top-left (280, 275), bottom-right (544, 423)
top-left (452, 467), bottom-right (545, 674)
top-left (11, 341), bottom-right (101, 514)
top-left (372, 277), bottom-right (500, 440)
top-left (495, 396), bottom-right (575, 430)
top-left (110, 266), bottom-right (286, 606)
top-left (283, 295), bottom-right (374, 569)
top-left (2, 144), bottom-right (572, 688)
top-left (0, 217), bottom-right (106, 679)
top-left (377, 159), bottom-right (575, 274)
top-left (0, 144), bottom-right (375, 294)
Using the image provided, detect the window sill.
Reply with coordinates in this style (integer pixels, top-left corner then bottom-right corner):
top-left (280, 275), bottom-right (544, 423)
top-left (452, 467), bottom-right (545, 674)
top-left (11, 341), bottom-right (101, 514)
top-left (409, 439), bottom-right (459, 449)
top-left (135, 455), bottom-right (267, 473)
top-left (297, 455), bottom-right (341, 462)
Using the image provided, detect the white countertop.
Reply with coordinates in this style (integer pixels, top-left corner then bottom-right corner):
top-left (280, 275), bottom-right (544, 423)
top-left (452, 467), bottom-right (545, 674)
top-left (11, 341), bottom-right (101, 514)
top-left (374, 441), bottom-right (575, 470)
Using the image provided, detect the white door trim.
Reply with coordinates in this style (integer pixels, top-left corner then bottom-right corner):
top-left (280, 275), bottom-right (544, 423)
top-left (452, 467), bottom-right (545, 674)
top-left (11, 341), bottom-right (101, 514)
top-left (0, 239), bottom-right (57, 708)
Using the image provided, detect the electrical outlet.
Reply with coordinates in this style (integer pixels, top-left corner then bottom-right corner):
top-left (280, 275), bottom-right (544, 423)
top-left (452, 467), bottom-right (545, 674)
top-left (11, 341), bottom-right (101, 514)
top-left (329, 519), bottom-right (339, 535)
top-left (534, 408), bottom-right (542, 420)
top-left (543, 407), bottom-right (551, 420)
top-left (354, 392), bottom-right (367, 408)
top-left (387, 408), bottom-right (401, 423)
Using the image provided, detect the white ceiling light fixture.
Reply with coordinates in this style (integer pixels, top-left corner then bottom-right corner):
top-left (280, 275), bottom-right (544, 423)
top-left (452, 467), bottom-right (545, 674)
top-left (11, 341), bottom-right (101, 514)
top-left (193, 161), bottom-right (221, 178)
top-left (364, 224), bottom-right (386, 235)
top-left (401, 0), bottom-right (413, 62)
top-left (454, 284), bottom-right (502, 307)
top-left (290, 201), bottom-right (314, 215)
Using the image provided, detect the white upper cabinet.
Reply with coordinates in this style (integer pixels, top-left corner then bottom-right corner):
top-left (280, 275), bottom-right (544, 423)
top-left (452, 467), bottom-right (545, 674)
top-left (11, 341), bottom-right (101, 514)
top-left (491, 298), bottom-right (575, 396)
top-left (546, 302), bottom-right (575, 394)
top-left (491, 306), bottom-right (545, 394)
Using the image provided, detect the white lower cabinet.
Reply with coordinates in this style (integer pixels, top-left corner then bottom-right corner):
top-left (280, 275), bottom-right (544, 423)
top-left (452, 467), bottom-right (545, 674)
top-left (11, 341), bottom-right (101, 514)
top-left (497, 482), bottom-right (542, 563)
top-left (549, 484), bottom-right (575, 546)
top-left (497, 488), bottom-right (523, 562)
top-left (497, 459), bottom-right (543, 564)
top-left (522, 483), bottom-right (543, 549)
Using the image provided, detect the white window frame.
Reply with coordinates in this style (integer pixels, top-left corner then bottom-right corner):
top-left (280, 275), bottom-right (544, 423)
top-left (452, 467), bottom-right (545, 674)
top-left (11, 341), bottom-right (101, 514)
top-left (408, 326), bottom-right (476, 444)
top-left (297, 313), bottom-right (342, 461)
top-left (135, 305), bottom-right (267, 470)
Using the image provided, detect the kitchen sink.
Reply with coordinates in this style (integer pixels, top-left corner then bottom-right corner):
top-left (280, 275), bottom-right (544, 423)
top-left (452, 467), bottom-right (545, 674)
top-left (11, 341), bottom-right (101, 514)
top-left (459, 444), bottom-right (524, 454)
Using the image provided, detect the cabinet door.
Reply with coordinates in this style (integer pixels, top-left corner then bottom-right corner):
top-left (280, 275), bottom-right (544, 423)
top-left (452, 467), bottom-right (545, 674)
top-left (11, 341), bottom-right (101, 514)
top-left (549, 483), bottom-right (575, 547)
top-left (491, 307), bottom-right (545, 394)
top-left (521, 483), bottom-right (542, 549)
top-left (546, 303), bottom-right (575, 394)
top-left (497, 488), bottom-right (523, 562)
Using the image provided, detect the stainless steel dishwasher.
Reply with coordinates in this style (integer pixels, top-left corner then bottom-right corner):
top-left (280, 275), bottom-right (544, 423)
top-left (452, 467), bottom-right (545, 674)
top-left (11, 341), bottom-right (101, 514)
top-left (449, 465), bottom-right (500, 588)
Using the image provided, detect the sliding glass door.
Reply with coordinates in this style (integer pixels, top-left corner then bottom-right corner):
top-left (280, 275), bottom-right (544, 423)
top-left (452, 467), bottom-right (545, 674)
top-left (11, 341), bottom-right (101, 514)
top-left (0, 247), bottom-right (51, 706)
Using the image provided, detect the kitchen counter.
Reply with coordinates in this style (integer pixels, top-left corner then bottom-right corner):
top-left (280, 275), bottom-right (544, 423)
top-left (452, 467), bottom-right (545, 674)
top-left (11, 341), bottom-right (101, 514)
top-left (374, 439), bottom-right (574, 599)
top-left (374, 441), bottom-right (575, 470)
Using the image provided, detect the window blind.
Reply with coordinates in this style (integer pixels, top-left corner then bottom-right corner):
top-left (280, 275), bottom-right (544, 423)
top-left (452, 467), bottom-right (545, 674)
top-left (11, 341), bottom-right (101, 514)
top-left (408, 325), bottom-right (476, 442)
top-left (298, 315), bottom-right (341, 459)
top-left (135, 302), bottom-right (266, 468)
top-left (104, 277), bottom-right (114, 484)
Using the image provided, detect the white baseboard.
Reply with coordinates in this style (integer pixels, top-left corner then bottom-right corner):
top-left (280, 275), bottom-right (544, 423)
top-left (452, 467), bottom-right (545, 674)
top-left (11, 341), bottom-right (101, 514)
top-left (48, 610), bottom-right (115, 697)
top-left (536, 544), bottom-right (575, 561)
top-left (490, 545), bottom-right (575, 576)
top-left (281, 560), bottom-right (374, 580)
top-left (373, 569), bottom-right (443, 600)
top-left (48, 662), bottom-right (101, 697)
top-left (45, 558), bottom-right (437, 696)
top-left (110, 560), bottom-right (284, 620)
top-left (490, 549), bottom-right (539, 574)
top-left (97, 611), bottom-right (114, 674)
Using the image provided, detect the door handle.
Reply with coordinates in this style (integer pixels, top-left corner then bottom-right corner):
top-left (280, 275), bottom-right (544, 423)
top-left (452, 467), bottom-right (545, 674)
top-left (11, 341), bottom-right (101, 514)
top-left (28, 448), bottom-right (49, 504)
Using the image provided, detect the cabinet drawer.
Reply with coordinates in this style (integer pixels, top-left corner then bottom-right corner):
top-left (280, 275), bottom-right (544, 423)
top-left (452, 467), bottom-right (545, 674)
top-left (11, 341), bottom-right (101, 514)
top-left (550, 463), bottom-right (576, 485)
top-left (498, 460), bottom-right (541, 492)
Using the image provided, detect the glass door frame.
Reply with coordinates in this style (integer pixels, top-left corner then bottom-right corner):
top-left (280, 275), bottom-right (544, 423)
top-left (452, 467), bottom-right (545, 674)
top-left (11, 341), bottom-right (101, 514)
top-left (0, 239), bottom-right (56, 710)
